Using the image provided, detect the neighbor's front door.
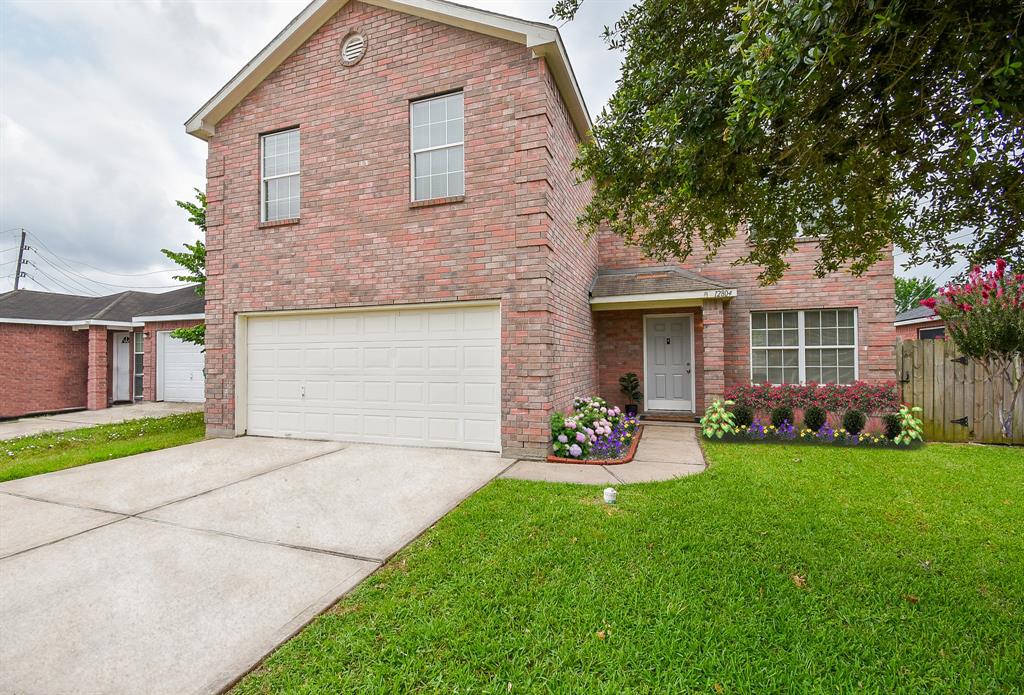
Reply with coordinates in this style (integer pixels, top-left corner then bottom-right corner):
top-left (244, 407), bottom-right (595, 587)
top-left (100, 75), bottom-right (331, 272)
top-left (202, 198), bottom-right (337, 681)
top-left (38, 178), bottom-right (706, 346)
top-left (112, 332), bottom-right (131, 402)
top-left (645, 315), bottom-right (693, 411)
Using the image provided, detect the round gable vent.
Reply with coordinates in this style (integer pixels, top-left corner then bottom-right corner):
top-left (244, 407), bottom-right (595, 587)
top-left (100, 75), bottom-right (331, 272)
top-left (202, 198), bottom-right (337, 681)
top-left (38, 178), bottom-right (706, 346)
top-left (341, 32), bottom-right (367, 66)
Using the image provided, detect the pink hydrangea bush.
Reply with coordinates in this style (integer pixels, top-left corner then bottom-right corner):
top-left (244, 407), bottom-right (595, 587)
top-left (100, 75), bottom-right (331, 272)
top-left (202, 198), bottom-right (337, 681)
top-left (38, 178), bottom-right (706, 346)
top-left (551, 396), bottom-right (629, 459)
top-left (923, 260), bottom-right (1024, 437)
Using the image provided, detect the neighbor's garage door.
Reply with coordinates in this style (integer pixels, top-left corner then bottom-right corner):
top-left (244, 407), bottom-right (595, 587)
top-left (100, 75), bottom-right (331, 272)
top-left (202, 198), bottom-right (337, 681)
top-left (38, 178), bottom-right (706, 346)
top-left (244, 304), bottom-right (500, 451)
top-left (157, 332), bottom-right (205, 402)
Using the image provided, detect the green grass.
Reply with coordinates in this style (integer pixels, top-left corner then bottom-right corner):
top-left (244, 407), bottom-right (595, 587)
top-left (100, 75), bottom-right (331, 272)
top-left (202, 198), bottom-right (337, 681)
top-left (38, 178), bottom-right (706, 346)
top-left (0, 412), bottom-right (206, 482)
top-left (236, 443), bottom-right (1023, 694)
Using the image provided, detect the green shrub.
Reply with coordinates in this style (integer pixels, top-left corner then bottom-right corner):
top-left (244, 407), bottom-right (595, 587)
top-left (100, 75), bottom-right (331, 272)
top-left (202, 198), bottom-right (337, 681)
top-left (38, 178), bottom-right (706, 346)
top-left (770, 406), bottom-right (794, 429)
top-left (882, 413), bottom-right (901, 440)
top-left (730, 403), bottom-right (754, 429)
top-left (842, 409), bottom-right (867, 435)
top-left (803, 405), bottom-right (827, 432)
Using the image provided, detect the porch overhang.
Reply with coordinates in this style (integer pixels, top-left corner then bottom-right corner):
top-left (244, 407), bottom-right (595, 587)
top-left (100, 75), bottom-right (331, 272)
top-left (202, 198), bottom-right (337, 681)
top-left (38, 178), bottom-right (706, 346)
top-left (588, 265), bottom-right (737, 311)
top-left (590, 289), bottom-right (737, 311)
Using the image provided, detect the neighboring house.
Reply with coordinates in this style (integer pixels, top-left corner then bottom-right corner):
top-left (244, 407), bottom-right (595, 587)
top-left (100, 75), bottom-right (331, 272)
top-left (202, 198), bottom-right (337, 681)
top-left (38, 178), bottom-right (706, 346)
top-left (0, 286), bottom-right (204, 419)
top-left (895, 305), bottom-right (944, 340)
top-left (185, 0), bottom-right (897, 458)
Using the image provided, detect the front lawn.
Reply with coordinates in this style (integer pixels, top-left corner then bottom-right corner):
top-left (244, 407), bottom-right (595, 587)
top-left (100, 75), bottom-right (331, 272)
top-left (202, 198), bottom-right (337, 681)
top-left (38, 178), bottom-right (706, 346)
top-left (0, 412), bottom-right (206, 482)
top-left (237, 443), bottom-right (1023, 693)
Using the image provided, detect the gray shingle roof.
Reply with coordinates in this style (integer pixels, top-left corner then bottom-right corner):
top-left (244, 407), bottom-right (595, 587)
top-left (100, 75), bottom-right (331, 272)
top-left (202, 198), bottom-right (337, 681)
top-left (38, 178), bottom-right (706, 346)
top-left (590, 265), bottom-right (733, 298)
top-left (0, 286), bottom-right (203, 323)
top-left (895, 305), bottom-right (939, 323)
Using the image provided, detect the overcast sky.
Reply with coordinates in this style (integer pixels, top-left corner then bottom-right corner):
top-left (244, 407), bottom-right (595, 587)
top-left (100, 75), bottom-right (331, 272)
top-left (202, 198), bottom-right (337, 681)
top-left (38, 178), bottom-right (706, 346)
top-left (0, 0), bottom-right (938, 296)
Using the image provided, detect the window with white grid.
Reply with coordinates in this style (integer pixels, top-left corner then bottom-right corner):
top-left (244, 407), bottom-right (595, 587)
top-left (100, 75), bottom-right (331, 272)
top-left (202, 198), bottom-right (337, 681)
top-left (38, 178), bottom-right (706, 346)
top-left (750, 309), bottom-right (857, 384)
top-left (411, 92), bottom-right (464, 201)
top-left (261, 129), bottom-right (300, 221)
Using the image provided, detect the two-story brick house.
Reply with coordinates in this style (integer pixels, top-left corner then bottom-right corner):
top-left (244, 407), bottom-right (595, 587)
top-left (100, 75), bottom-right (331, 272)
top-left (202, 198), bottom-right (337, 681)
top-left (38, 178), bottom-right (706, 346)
top-left (186, 0), bottom-right (896, 458)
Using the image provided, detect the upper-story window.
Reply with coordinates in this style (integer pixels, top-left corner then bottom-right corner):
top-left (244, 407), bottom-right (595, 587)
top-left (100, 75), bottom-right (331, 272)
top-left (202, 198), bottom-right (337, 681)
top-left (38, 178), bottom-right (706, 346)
top-left (261, 129), bottom-right (300, 221)
top-left (411, 92), bottom-right (464, 201)
top-left (750, 308), bottom-right (857, 385)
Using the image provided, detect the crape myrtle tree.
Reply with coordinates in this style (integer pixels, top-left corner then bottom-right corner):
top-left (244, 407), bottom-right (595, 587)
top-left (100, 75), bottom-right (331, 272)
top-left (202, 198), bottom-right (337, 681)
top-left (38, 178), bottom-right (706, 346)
top-left (923, 260), bottom-right (1024, 438)
top-left (552, 0), bottom-right (1023, 284)
top-left (161, 189), bottom-right (207, 346)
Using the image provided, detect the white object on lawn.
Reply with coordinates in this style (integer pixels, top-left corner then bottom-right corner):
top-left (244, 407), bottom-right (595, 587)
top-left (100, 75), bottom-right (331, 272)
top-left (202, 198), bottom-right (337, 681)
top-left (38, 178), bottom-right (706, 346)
top-left (603, 487), bottom-right (617, 504)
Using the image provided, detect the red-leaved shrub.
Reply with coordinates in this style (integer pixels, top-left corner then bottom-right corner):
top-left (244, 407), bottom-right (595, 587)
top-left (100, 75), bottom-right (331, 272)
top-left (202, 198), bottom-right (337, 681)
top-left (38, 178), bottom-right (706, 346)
top-left (725, 381), bottom-right (900, 414)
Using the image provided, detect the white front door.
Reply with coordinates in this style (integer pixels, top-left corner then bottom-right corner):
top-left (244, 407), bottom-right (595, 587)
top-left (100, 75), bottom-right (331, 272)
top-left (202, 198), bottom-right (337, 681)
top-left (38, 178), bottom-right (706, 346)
top-left (112, 332), bottom-right (131, 402)
top-left (645, 315), bottom-right (693, 411)
top-left (243, 303), bottom-right (501, 451)
top-left (158, 332), bottom-right (206, 403)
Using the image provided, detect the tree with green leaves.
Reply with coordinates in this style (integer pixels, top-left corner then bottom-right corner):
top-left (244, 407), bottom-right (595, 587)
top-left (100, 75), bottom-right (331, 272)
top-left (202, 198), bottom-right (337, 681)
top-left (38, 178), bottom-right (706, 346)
top-left (894, 276), bottom-right (938, 314)
top-left (161, 189), bottom-right (206, 346)
top-left (552, 0), bottom-right (1023, 284)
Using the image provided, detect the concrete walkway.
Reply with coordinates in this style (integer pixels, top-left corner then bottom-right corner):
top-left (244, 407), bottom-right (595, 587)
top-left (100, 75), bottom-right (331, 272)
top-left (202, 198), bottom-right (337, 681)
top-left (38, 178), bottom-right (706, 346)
top-left (501, 424), bottom-right (705, 484)
top-left (0, 401), bottom-right (201, 440)
top-left (0, 437), bottom-right (505, 694)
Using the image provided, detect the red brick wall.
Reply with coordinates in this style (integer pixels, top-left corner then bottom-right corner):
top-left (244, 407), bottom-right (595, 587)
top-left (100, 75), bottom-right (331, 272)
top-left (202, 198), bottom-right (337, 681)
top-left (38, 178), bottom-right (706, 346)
top-left (543, 67), bottom-right (598, 415)
top-left (895, 319), bottom-right (942, 340)
top-left (598, 232), bottom-right (898, 391)
top-left (142, 320), bottom-right (204, 401)
top-left (594, 308), bottom-right (704, 412)
top-left (202, 1), bottom-right (590, 456)
top-left (0, 324), bottom-right (89, 418)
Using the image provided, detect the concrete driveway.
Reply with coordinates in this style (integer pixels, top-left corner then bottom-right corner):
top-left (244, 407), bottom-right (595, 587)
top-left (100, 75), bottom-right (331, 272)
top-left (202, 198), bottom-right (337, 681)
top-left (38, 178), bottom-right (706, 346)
top-left (0, 401), bottom-right (202, 440)
top-left (0, 437), bottom-right (506, 695)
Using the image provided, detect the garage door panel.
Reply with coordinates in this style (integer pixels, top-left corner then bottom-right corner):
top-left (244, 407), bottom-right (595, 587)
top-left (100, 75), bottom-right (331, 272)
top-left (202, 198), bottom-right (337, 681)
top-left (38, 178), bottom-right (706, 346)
top-left (363, 347), bottom-right (392, 368)
top-left (394, 382), bottom-right (425, 404)
top-left (245, 305), bottom-right (499, 451)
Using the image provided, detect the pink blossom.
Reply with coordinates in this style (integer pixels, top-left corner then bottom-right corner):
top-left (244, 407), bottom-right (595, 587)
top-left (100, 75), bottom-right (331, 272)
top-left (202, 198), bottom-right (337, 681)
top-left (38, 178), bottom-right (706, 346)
top-left (920, 297), bottom-right (937, 309)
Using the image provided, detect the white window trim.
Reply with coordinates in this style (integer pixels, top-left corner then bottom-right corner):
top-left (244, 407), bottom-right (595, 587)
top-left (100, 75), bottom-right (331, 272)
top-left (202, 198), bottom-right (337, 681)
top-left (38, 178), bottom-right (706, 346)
top-left (260, 129), bottom-right (300, 222)
top-left (409, 92), bottom-right (465, 202)
top-left (749, 308), bottom-right (859, 385)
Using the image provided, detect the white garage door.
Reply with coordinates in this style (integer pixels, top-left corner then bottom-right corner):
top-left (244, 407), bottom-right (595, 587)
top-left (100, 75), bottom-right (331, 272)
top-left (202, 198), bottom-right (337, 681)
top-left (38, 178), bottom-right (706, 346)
top-left (157, 332), bottom-right (205, 403)
top-left (244, 304), bottom-right (500, 451)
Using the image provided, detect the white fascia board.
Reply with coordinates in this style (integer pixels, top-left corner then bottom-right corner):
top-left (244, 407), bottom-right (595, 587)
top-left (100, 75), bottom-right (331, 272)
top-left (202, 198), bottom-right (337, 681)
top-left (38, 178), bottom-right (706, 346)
top-left (133, 313), bottom-right (205, 323)
top-left (0, 318), bottom-right (141, 328)
top-left (185, 0), bottom-right (592, 140)
top-left (186, 0), bottom-right (343, 140)
top-left (894, 315), bottom-right (941, 327)
top-left (591, 289), bottom-right (738, 307)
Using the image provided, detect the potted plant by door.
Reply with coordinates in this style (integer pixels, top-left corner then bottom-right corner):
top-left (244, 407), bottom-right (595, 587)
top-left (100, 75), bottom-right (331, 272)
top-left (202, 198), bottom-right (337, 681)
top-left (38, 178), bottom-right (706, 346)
top-left (619, 372), bottom-right (643, 417)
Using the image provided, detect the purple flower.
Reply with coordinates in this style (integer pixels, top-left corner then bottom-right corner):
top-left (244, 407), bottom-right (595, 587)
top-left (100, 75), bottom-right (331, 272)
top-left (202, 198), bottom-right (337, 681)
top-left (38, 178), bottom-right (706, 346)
top-left (568, 444), bottom-right (582, 457)
top-left (557, 434), bottom-right (568, 444)
top-left (576, 432), bottom-right (586, 443)
top-left (565, 420), bottom-right (576, 429)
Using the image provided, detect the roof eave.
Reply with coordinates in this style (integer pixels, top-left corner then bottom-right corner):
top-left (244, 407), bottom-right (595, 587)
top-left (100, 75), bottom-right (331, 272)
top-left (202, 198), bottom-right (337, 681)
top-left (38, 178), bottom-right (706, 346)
top-left (590, 288), bottom-right (738, 312)
top-left (133, 312), bottom-right (206, 323)
top-left (185, 0), bottom-right (592, 141)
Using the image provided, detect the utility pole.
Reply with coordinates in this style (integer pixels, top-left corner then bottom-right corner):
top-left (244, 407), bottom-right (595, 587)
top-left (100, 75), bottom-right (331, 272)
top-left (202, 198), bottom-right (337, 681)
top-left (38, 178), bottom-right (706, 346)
top-left (13, 228), bottom-right (26, 290)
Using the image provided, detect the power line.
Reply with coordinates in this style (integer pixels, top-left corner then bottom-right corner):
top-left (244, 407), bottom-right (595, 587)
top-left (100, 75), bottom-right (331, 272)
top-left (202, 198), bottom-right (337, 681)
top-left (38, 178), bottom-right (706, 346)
top-left (22, 274), bottom-right (54, 292)
top-left (23, 261), bottom-right (87, 296)
top-left (26, 254), bottom-right (104, 295)
top-left (28, 245), bottom-right (190, 292)
top-left (26, 232), bottom-right (182, 278)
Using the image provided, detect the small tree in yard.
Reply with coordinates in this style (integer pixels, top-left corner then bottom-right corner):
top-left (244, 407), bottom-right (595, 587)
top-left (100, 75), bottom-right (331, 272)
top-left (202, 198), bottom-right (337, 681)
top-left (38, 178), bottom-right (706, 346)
top-left (161, 189), bottom-right (206, 346)
top-left (923, 260), bottom-right (1024, 438)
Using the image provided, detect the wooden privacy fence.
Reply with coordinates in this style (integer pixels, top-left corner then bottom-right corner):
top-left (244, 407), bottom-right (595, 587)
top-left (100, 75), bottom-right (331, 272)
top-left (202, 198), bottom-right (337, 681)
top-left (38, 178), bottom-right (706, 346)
top-left (898, 339), bottom-right (1024, 445)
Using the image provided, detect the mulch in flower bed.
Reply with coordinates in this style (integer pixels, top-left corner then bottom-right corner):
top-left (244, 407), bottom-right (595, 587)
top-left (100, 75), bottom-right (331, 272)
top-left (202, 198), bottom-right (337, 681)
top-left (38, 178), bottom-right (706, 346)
top-left (546, 426), bottom-right (644, 465)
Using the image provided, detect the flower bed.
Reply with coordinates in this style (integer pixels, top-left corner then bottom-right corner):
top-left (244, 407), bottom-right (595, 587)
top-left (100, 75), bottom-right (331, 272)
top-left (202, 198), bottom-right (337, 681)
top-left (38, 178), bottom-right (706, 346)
top-left (700, 400), bottom-right (925, 448)
top-left (549, 396), bottom-right (641, 464)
